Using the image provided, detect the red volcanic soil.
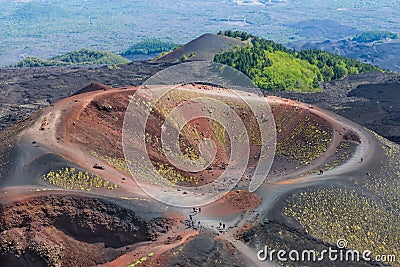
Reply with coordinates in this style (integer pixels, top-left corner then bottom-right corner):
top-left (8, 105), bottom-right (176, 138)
top-left (67, 84), bottom-right (340, 188)
top-left (68, 85), bottom-right (267, 187)
top-left (204, 190), bottom-right (262, 217)
top-left (0, 193), bottom-right (174, 267)
top-left (70, 89), bottom-right (134, 159)
top-left (223, 190), bottom-right (262, 211)
top-left (29, 82), bottom-right (344, 214)
top-left (0, 82), bottom-right (364, 266)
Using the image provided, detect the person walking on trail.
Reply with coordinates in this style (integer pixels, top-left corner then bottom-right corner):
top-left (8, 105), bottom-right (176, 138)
top-left (319, 169), bottom-right (324, 175)
top-left (198, 221), bottom-right (201, 230)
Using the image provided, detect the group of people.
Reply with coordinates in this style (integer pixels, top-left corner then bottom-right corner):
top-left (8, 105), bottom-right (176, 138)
top-left (192, 207), bottom-right (201, 214)
top-left (185, 207), bottom-right (202, 230)
top-left (183, 207), bottom-right (230, 234)
top-left (218, 222), bottom-right (226, 231)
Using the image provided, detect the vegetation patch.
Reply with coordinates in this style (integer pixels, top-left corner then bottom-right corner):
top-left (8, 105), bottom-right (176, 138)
top-left (180, 52), bottom-right (196, 61)
top-left (363, 132), bottom-right (400, 216)
top-left (282, 134), bottom-right (400, 266)
top-left (90, 151), bottom-right (129, 173)
top-left (258, 51), bottom-right (322, 92)
top-left (12, 48), bottom-right (130, 67)
top-left (42, 167), bottom-right (119, 191)
top-left (208, 118), bottom-right (227, 148)
top-left (121, 39), bottom-right (179, 56)
top-left (154, 162), bottom-right (198, 186)
top-left (214, 31), bottom-right (383, 92)
top-left (306, 141), bottom-right (353, 175)
top-left (283, 186), bottom-right (399, 266)
top-left (273, 106), bottom-right (332, 164)
top-left (351, 31), bottom-right (399, 43)
top-left (127, 252), bottom-right (155, 267)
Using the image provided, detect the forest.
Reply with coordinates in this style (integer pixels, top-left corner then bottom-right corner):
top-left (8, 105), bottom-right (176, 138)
top-left (12, 49), bottom-right (130, 67)
top-left (214, 31), bottom-right (383, 92)
top-left (351, 31), bottom-right (398, 43)
top-left (120, 39), bottom-right (179, 56)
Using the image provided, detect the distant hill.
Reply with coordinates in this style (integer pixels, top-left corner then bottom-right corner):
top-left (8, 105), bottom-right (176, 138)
top-left (156, 33), bottom-right (245, 62)
top-left (121, 39), bottom-right (179, 59)
top-left (12, 49), bottom-right (130, 67)
top-left (214, 31), bottom-right (383, 92)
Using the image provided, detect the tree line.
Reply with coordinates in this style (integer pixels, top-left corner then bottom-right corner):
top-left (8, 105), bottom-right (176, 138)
top-left (12, 48), bottom-right (130, 67)
top-left (214, 31), bottom-right (383, 92)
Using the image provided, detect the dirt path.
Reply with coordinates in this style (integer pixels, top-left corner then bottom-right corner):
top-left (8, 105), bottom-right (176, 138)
top-left (267, 96), bottom-right (374, 181)
top-left (211, 97), bottom-right (377, 266)
top-left (18, 87), bottom-right (149, 199)
top-left (165, 90), bottom-right (377, 266)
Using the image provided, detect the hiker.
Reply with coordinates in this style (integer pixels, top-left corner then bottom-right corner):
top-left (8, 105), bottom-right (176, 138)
top-left (198, 221), bottom-right (201, 230)
top-left (223, 224), bottom-right (225, 229)
top-left (360, 158), bottom-right (363, 163)
top-left (219, 222), bottom-right (222, 228)
top-left (319, 169), bottom-right (324, 175)
top-left (198, 207), bottom-right (201, 213)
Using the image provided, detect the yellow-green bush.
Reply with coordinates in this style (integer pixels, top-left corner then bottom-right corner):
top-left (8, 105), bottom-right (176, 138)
top-left (42, 167), bottom-right (119, 191)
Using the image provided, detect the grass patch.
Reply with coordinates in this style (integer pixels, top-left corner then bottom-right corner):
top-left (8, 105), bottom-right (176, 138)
top-left (283, 186), bottom-right (399, 266)
top-left (274, 108), bottom-right (332, 164)
top-left (42, 167), bottom-right (119, 191)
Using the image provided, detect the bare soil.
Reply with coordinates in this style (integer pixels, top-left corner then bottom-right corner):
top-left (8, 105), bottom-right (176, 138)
top-left (0, 193), bottom-right (171, 267)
